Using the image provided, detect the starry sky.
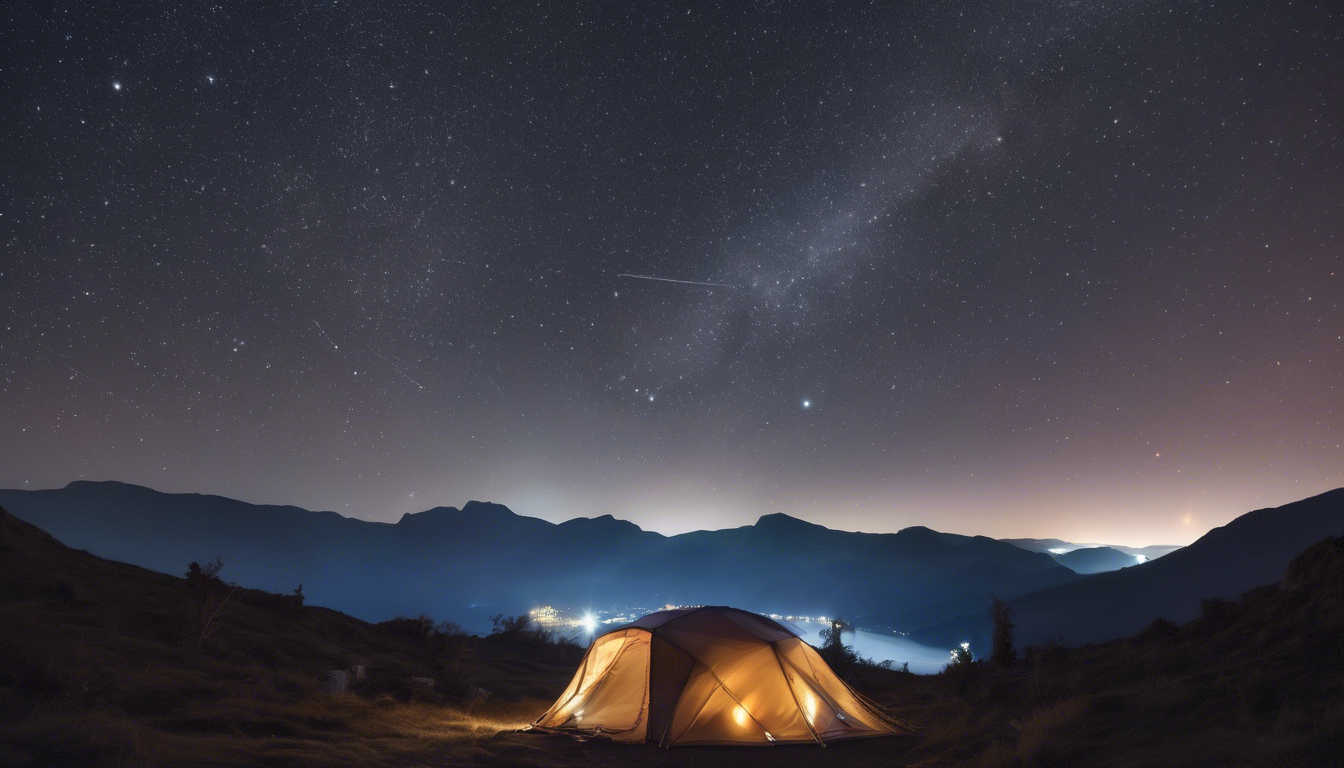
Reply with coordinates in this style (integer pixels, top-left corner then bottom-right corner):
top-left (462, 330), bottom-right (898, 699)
top-left (2, 1), bottom-right (1341, 546)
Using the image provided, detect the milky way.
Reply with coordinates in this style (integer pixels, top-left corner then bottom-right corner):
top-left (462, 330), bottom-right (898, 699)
top-left (2, 2), bottom-right (1341, 544)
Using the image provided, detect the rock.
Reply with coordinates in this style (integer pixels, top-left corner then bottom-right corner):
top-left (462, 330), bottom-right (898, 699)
top-left (317, 669), bottom-right (349, 696)
top-left (348, 664), bottom-right (367, 686)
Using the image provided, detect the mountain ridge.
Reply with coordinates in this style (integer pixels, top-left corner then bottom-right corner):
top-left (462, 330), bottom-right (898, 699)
top-left (0, 480), bottom-right (1074, 634)
top-left (915, 487), bottom-right (1344, 649)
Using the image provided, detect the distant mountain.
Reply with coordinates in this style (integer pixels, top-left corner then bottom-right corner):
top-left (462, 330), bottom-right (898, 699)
top-left (1001, 537), bottom-right (1075, 553)
top-left (1052, 546), bottom-right (1141, 574)
top-left (1002, 537), bottom-right (1182, 564)
top-left (0, 481), bottom-right (1077, 634)
top-left (920, 488), bottom-right (1344, 649)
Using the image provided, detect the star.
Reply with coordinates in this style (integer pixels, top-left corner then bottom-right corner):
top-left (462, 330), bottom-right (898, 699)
top-left (802, 400), bottom-right (811, 409)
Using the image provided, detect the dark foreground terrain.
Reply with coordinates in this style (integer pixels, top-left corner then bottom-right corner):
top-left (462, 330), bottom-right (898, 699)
top-left (2, 504), bottom-right (1341, 767)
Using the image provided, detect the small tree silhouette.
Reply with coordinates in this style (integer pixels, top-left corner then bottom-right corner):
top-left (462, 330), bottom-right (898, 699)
top-left (817, 617), bottom-right (859, 674)
top-left (489, 613), bottom-right (532, 635)
top-left (184, 558), bottom-right (234, 651)
top-left (949, 641), bottom-right (974, 666)
top-left (990, 595), bottom-right (1016, 668)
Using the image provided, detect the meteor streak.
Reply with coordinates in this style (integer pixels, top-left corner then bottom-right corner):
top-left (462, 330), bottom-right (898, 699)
top-left (313, 320), bottom-right (353, 366)
top-left (372, 350), bottom-right (425, 390)
top-left (617, 273), bottom-right (734, 288)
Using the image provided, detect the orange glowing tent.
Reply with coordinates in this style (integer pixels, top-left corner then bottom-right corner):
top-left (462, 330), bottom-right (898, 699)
top-left (531, 606), bottom-right (901, 746)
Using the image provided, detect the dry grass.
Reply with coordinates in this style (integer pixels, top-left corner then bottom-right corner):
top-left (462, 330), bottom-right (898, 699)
top-left (3, 507), bottom-right (1343, 768)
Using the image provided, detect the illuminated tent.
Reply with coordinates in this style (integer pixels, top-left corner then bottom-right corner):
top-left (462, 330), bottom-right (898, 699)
top-left (532, 606), bottom-right (900, 746)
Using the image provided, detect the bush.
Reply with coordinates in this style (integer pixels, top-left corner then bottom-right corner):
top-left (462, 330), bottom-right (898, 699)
top-left (377, 614), bottom-right (438, 638)
top-left (489, 613), bottom-right (533, 635)
top-left (942, 642), bottom-right (982, 697)
top-left (1137, 616), bottom-right (1180, 644)
top-left (488, 613), bottom-right (582, 657)
top-left (950, 642), bottom-right (974, 666)
top-left (817, 618), bottom-right (860, 676)
top-left (184, 558), bottom-right (234, 651)
top-left (1200, 598), bottom-right (1237, 625)
top-left (375, 615), bottom-right (476, 696)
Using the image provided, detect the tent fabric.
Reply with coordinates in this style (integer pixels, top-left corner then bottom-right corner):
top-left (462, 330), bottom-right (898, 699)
top-left (532, 606), bottom-right (901, 746)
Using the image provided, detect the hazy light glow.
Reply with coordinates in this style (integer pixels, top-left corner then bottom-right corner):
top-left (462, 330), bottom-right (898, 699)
top-left (0, 3), bottom-right (1339, 548)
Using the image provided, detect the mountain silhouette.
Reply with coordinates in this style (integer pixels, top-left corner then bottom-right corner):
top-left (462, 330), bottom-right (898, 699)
top-left (1002, 537), bottom-right (1183, 563)
top-left (919, 487), bottom-right (1344, 649)
top-left (0, 481), bottom-right (1073, 634)
top-left (1051, 546), bottom-right (1141, 574)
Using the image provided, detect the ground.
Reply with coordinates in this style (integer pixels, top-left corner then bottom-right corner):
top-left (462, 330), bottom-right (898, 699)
top-left (2, 506), bottom-right (1341, 767)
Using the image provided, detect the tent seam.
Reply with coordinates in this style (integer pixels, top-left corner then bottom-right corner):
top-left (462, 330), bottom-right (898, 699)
top-left (771, 640), bottom-right (825, 747)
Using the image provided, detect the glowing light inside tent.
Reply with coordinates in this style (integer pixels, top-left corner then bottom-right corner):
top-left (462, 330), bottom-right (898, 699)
top-left (734, 704), bottom-right (749, 727)
top-left (802, 690), bottom-right (818, 724)
top-left (559, 691), bottom-right (584, 718)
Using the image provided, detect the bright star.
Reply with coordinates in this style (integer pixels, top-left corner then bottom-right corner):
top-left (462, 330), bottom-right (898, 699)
top-left (802, 399), bottom-right (811, 409)
top-left (112, 81), bottom-right (122, 91)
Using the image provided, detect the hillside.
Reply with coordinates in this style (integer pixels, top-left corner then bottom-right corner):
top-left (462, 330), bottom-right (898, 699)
top-left (4, 502), bottom-right (1342, 766)
top-left (0, 503), bottom-right (584, 767)
top-left (920, 487), bottom-right (1344, 649)
top-left (1051, 546), bottom-right (1139, 574)
top-left (1003, 538), bottom-right (1182, 562)
top-left (0, 502), bottom-right (917, 767)
top-left (0, 481), bottom-right (1076, 634)
top-left (881, 535), bottom-right (1344, 767)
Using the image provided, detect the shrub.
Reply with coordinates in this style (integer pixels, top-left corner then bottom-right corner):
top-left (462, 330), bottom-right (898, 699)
top-left (1200, 597), bottom-right (1237, 625)
top-left (949, 641), bottom-right (974, 666)
top-left (376, 614), bottom-right (438, 639)
top-left (1137, 616), bottom-right (1180, 644)
top-left (817, 618), bottom-right (860, 675)
top-left (489, 613), bottom-right (532, 635)
top-left (943, 642), bottom-right (981, 697)
top-left (184, 558), bottom-right (234, 651)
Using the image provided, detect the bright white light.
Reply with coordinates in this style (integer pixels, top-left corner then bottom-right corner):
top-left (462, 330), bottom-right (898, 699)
top-left (1134, 554), bottom-right (1148, 563)
top-left (581, 613), bottom-right (599, 633)
top-left (112, 81), bottom-right (122, 91)
top-left (802, 399), bottom-right (811, 409)
top-left (1048, 547), bottom-right (1070, 555)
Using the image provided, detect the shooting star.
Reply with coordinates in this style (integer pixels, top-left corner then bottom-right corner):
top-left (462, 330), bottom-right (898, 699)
top-left (372, 350), bottom-right (426, 390)
top-left (618, 273), bottom-right (735, 289)
top-left (313, 320), bottom-right (353, 365)
top-left (60, 363), bottom-right (114, 395)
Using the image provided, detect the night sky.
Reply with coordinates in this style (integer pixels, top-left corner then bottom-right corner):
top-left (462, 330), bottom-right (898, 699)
top-left (2, 2), bottom-right (1341, 545)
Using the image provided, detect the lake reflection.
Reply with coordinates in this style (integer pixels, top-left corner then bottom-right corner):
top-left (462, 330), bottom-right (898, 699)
top-left (791, 621), bottom-right (949, 674)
